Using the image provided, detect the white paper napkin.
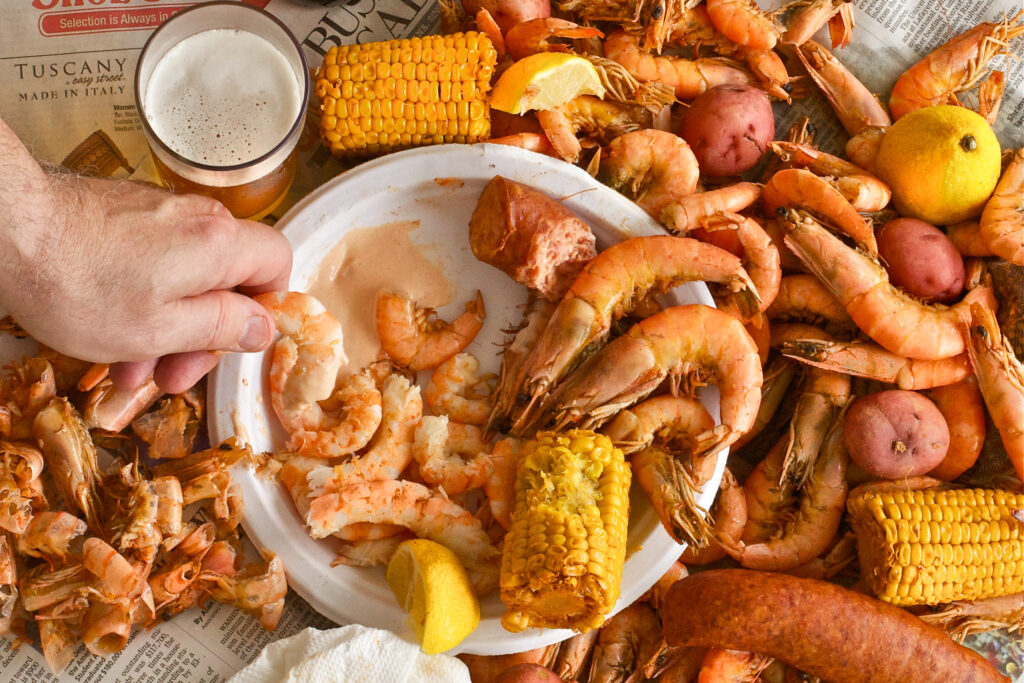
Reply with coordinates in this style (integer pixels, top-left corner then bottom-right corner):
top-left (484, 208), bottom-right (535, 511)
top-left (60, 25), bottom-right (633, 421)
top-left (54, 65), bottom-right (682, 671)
top-left (228, 624), bottom-right (472, 683)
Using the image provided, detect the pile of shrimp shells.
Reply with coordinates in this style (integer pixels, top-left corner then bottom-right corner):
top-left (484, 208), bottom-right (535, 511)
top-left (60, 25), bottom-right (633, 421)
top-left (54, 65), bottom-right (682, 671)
top-left (0, 351), bottom-right (285, 674)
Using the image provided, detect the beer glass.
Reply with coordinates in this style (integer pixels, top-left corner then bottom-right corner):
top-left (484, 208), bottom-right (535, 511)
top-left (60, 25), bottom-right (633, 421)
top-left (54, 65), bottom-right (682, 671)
top-left (135, 2), bottom-right (309, 221)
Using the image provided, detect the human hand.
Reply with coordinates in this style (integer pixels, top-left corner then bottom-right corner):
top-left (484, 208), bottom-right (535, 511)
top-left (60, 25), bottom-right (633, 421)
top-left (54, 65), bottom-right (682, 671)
top-left (0, 122), bottom-right (291, 393)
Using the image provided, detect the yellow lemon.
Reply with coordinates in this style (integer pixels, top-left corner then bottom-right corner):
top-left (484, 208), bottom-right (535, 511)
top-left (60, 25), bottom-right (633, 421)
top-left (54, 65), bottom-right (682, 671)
top-left (386, 538), bottom-right (479, 654)
top-left (489, 53), bottom-right (605, 115)
top-left (876, 105), bottom-right (1001, 225)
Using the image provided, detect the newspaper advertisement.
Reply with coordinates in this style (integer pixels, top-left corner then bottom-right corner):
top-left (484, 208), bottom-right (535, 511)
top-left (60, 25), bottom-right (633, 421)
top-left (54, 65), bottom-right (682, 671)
top-left (1, 0), bottom-right (1023, 680)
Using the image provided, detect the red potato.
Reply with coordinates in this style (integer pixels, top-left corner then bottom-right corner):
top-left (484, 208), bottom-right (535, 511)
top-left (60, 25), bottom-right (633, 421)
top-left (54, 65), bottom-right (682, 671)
top-left (461, 0), bottom-right (550, 33)
top-left (493, 663), bottom-right (562, 683)
top-left (678, 85), bottom-right (775, 177)
top-left (844, 390), bottom-right (950, 479)
top-left (876, 218), bottom-right (965, 302)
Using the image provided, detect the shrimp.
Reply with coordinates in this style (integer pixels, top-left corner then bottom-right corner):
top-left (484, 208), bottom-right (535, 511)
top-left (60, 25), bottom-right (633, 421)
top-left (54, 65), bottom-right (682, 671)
top-left (977, 69), bottom-right (1005, 125)
top-left (764, 168), bottom-right (877, 253)
top-left (844, 126), bottom-right (886, 174)
top-left (795, 40), bottom-right (891, 136)
top-left (780, 359), bottom-right (850, 488)
top-left (730, 356), bottom-right (798, 450)
top-left (588, 601), bottom-right (663, 683)
top-left (660, 182), bottom-right (763, 234)
top-left (604, 29), bottom-right (755, 100)
top-left (680, 467), bottom-right (747, 565)
top-left (698, 213), bottom-right (782, 312)
top-left (412, 416), bottom-right (492, 494)
top-left (513, 236), bottom-right (760, 432)
top-left (487, 132), bottom-right (559, 157)
top-left (82, 376), bottom-right (162, 433)
top-left (537, 94), bottom-right (650, 163)
top-left (979, 148), bottom-right (1024, 266)
top-left (306, 479), bottom-right (500, 594)
top-left (926, 379), bottom-right (986, 481)
top-left (728, 420), bottom-right (847, 571)
top-left (460, 644), bottom-right (559, 682)
top-left (33, 397), bottom-right (102, 530)
top-left (553, 631), bottom-right (599, 681)
top-left (604, 394), bottom-right (715, 455)
top-left (768, 142), bottom-right (891, 212)
top-left (505, 18), bottom-right (604, 60)
top-left (779, 0), bottom-right (854, 47)
top-left (598, 130), bottom-right (700, 218)
top-left (699, 648), bottom-right (773, 682)
top-left (544, 304), bottom-right (763, 457)
top-left (488, 299), bottom-right (556, 432)
top-left (424, 353), bottom-right (495, 426)
top-left (334, 373), bottom-right (423, 483)
top-left (888, 10), bottom-right (1024, 120)
top-left (705, 0), bottom-right (780, 50)
top-left (375, 290), bottom-right (486, 371)
top-left (784, 529), bottom-right (857, 580)
top-left (945, 220), bottom-right (994, 258)
top-left (658, 647), bottom-right (710, 683)
top-left (16, 511), bottom-right (87, 563)
top-left (781, 338), bottom-right (972, 389)
top-left (766, 273), bottom-right (852, 329)
top-left (921, 592), bottom-right (1024, 642)
top-left (781, 209), bottom-right (997, 360)
top-left (962, 301), bottom-right (1024, 480)
top-left (483, 436), bottom-right (521, 529)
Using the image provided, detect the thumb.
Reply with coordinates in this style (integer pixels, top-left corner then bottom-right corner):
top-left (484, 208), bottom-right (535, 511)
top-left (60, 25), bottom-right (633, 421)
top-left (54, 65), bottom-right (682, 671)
top-left (160, 290), bottom-right (275, 355)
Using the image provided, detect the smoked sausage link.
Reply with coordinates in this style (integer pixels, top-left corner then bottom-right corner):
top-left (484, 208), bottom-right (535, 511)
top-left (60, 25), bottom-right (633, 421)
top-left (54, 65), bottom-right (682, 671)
top-left (662, 569), bottom-right (1007, 683)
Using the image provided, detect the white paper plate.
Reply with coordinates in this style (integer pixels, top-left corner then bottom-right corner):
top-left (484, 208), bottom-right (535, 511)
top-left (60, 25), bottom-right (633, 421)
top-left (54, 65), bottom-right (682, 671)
top-left (208, 143), bottom-right (727, 655)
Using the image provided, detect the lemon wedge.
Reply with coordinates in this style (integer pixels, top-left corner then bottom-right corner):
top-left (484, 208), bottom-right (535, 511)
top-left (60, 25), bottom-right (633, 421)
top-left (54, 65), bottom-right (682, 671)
top-left (490, 53), bottom-right (605, 115)
top-left (386, 538), bottom-right (480, 654)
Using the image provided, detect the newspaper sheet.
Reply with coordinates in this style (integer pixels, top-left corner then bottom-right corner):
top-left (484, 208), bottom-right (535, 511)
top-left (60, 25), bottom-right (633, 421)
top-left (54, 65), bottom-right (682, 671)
top-left (1, 0), bottom-right (1023, 680)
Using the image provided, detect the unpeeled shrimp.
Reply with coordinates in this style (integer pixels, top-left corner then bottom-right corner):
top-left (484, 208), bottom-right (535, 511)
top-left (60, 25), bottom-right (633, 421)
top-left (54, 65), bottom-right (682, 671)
top-left (598, 130), bottom-right (700, 218)
top-left (768, 141), bottom-right (891, 212)
top-left (795, 40), bottom-right (891, 136)
top-left (545, 304), bottom-right (763, 457)
top-left (698, 648), bottom-right (773, 682)
top-left (412, 416), bottom-right (492, 494)
top-left (306, 479), bottom-right (500, 594)
top-left (424, 353), bottom-right (495, 426)
top-left (487, 132), bottom-right (559, 157)
top-left (979, 148), bottom-right (1024, 266)
top-left (698, 212), bottom-right (782, 312)
top-left (921, 592), bottom-right (1024, 642)
top-left (504, 17), bottom-right (603, 60)
top-left (705, 0), bottom-right (780, 49)
top-left (730, 356), bottom-right (797, 450)
top-left (962, 301), bottom-right (1024, 481)
top-left (375, 290), bottom-right (486, 371)
top-left (552, 631), bottom-right (599, 681)
top-left (888, 11), bottom-right (1024, 119)
top-left (604, 29), bottom-right (755, 100)
top-left (488, 299), bottom-right (556, 432)
top-left (766, 273), bottom-right (852, 329)
top-left (946, 220), bottom-right (994, 258)
top-left (780, 0), bottom-right (855, 47)
top-left (588, 601), bottom-right (663, 683)
top-left (537, 94), bottom-right (649, 163)
top-left (782, 209), bottom-right (996, 360)
top-left (514, 236), bottom-right (760, 432)
top-left (660, 182), bottom-right (763, 234)
top-left (483, 437), bottom-right (521, 529)
top-left (680, 467), bottom-right (748, 565)
top-left (927, 379), bottom-right (987, 481)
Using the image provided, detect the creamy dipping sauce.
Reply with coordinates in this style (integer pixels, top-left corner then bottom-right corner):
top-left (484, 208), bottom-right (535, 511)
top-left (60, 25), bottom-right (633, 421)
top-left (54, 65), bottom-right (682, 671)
top-left (306, 221), bottom-right (451, 378)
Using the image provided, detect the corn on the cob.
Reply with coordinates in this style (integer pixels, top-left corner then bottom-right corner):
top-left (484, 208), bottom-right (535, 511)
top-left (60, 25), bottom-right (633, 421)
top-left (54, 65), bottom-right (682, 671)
top-left (848, 487), bottom-right (1024, 606)
top-left (500, 430), bottom-right (631, 633)
top-left (314, 33), bottom-right (496, 158)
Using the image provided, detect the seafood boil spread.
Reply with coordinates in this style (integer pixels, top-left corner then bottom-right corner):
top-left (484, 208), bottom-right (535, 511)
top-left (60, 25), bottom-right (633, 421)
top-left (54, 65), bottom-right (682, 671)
top-left (2, 0), bottom-right (1024, 681)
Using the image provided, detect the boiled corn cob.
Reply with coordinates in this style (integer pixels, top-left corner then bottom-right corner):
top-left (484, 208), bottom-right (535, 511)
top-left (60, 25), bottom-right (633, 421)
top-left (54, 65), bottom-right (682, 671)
top-left (848, 487), bottom-right (1024, 606)
top-left (500, 430), bottom-right (631, 633)
top-left (314, 33), bottom-right (496, 158)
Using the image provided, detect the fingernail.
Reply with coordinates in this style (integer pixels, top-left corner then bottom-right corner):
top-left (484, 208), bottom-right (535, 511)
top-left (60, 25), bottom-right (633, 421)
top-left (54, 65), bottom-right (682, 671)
top-left (239, 315), bottom-right (271, 351)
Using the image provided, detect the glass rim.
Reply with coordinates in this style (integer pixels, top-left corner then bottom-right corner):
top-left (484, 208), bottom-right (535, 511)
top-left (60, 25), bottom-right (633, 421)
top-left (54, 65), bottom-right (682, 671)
top-left (133, 1), bottom-right (310, 174)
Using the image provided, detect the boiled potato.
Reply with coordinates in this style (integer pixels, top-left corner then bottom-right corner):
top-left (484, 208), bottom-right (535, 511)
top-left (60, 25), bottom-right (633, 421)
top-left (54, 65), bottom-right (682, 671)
top-left (877, 218), bottom-right (965, 303)
top-left (678, 85), bottom-right (774, 177)
top-left (844, 390), bottom-right (950, 479)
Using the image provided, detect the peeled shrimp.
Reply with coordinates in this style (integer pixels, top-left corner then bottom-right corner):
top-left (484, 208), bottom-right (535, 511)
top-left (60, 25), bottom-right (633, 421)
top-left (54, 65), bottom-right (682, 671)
top-left (505, 17), bottom-right (603, 60)
top-left (424, 353), bottom-right (495, 426)
top-left (795, 40), bottom-right (891, 136)
top-left (962, 301), bottom-right (1024, 480)
top-left (927, 379), bottom-right (987, 481)
top-left (979, 148), bottom-right (1024, 266)
top-left (598, 129), bottom-right (700, 218)
top-left (889, 10), bottom-right (1024, 119)
top-left (514, 236), bottom-right (760, 432)
top-left (781, 338), bottom-right (972, 389)
top-left (604, 29), bottom-right (755, 100)
top-left (728, 420), bottom-right (848, 571)
top-left (705, 0), bottom-right (780, 49)
top-left (483, 436), bottom-right (521, 529)
top-left (782, 209), bottom-right (996, 360)
top-left (768, 141), bottom-right (891, 212)
top-left (660, 182), bottom-right (763, 234)
top-left (412, 416), bottom-right (492, 494)
top-left (764, 168), bottom-right (878, 253)
top-left (545, 304), bottom-right (763, 456)
top-left (375, 290), bottom-right (485, 371)
top-left (306, 479), bottom-right (500, 593)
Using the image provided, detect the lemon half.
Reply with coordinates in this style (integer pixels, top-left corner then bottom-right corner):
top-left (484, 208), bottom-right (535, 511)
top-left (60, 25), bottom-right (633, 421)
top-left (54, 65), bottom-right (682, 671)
top-left (875, 105), bottom-right (1001, 225)
top-left (489, 53), bottom-right (605, 115)
top-left (386, 538), bottom-right (479, 654)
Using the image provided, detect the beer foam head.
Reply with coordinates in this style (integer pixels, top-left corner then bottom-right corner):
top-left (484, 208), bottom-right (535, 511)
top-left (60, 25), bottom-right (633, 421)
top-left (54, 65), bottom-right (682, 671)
top-left (144, 29), bottom-right (301, 167)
